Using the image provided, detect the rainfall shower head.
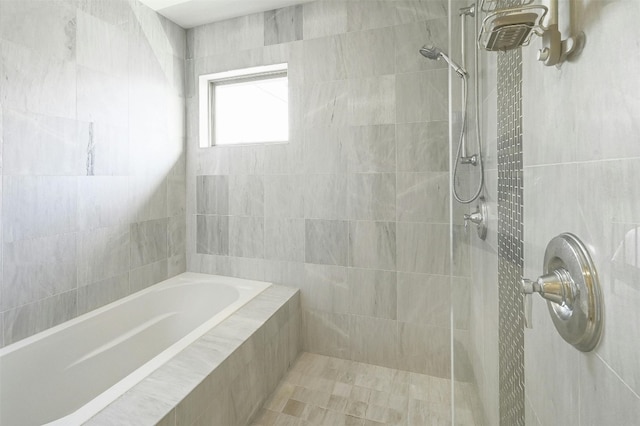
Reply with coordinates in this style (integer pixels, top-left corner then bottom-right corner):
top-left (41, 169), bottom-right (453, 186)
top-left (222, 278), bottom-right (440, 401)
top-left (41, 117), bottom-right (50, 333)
top-left (481, 12), bottom-right (538, 51)
top-left (419, 45), bottom-right (467, 78)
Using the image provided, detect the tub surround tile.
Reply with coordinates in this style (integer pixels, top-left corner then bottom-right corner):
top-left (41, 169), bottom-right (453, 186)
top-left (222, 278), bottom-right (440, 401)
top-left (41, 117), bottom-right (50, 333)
top-left (196, 215), bottom-right (229, 256)
top-left (305, 220), bottom-right (349, 266)
top-left (2, 290), bottom-right (77, 346)
top-left (77, 176), bottom-right (130, 230)
top-left (196, 175), bottom-right (229, 215)
top-left (265, 218), bottom-right (305, 262)
top-left (130, 219), bottom-right (169, 269)
top-left (229, 216), bottom-right (265, 259)
top-left (2, 233), bottom-right (77, 311)
top-left (77, 273), bottom-right (130, 315)
top-left (77, 225), bottom-right (130, 287)
top-left (229, 175), bottom-right (264, 217)
top-left (264, 6), bottom-right (303, 46)
top-left (264, 175), bottom-right (304, 219)
top-left (129, 259), bottom-right (168, 294)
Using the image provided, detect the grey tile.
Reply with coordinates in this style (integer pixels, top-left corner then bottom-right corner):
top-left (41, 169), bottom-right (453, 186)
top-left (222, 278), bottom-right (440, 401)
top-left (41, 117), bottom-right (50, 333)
top-left (396, 70), bottom-right (448, 123)
top-left (130, 219), bottom-right (168, 269)
top-left (168, 215), bottom-right (186, 258)
top-left (346, 125), bottom-right (396, 173)
top-left (77, 273), bottom-right (130, 315)
top-left (167, 173), bottom-right (185, 217)
top-left (347, 0), bottom-right (400, 32)
top-left (77, 10), bottom-right (128, 77)
top-left (398, 322), bottom-right (450, 377)
top-left (396, 172), bottom-right (449, 223)
top-left (301, 263), bottom-right (348, 313)
top-left (346, 27), bottom-right (395, 78)
top-left (264, 175), bottom-right (304, 218)
top-left (303, 126), bottom-right (349, 174)
top-left (346, 268), bottom-right (397, 320)
top-left (394, 19), bottom-right (448, 74)
top-left (77, 225), bottom-right (130, 287)
top-left (303, 1), bottom-right (348, 40)
top-left (305, 219), bottom-right (348, 266)
top-left (77, 66), bottom-right (128, 126)
top-left (265, 218), bottom-right (304, 262)
top-left (304, 174), bottom-right (348, 220)
top-left (196, 175), bottom-right (229, 215)
top-left (350, 315), bottom-right (398, 369)
top-left (264, 5), bottom-right (303, 46)
top-left (131, 174), bottom-right (168, 222)
top-left (229, 175), bottom-right (264, 217)
top-left (2, 233), bottom-right (77, 311)
top-left (76, 176), bottom-right (130, 230)
top-left (397, 121), bottom-right (449, 172)
top-left (397, 223), bottom-right (449, 274)
top-left (2, 290), bottom-right (77, 345)
top-left (130, 259), bottom-right (168, 293)
top-left (394, 0), bottom-right (448, 23)
top-left (191, 13), bottom-right (264, 58)
top-left (348, 221), bottom-right (396, 270)
top-left (348, 173), bottom-right (396, 221)
top-left (303, 35), bottom-right (347, 84)
top-left (397, 273), bottom-right (449, 327)
top-left (196, 215), bottom-right (229, 254)
top-left (349, 76), bottom-right (395, 126)
top-left (303, 310), bottom-right (351, 359)
top-left (2, 108), bottom-right (85, 176)
top-left (83, 122), bottom-right (129, 176)
top-left (304, 81), bottom-right (349, 128)
top-left (229, 216), bottom-right (264, 259)
top-left (3, 176), bottom-right (77, 242)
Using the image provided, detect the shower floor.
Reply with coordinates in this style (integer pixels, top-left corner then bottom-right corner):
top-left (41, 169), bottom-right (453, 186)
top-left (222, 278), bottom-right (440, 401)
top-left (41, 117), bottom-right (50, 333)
top-left (251, 352), bottom-right (484, 426)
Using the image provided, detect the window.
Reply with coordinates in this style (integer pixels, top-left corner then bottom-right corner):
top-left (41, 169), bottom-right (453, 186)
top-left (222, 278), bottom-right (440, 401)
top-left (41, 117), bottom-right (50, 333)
top-left (198, 63), bottom-right (289, 147)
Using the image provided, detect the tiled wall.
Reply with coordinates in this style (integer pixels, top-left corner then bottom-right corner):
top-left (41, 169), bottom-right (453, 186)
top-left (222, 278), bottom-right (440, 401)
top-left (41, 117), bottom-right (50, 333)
top-left (522, 0), bottom-right (640, 424)
top-left (186, 0), bottom-right (471, 377)
top-left (0, 0), bottom-right (187, 347)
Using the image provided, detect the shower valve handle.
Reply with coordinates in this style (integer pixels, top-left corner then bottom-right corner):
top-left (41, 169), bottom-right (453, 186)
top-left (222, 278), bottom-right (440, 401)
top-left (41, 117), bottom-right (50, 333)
top-left (520, 268), bottom-right (576, 329)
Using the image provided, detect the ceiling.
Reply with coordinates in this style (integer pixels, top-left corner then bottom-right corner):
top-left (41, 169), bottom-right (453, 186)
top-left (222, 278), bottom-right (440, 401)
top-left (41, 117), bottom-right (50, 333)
top-left (139, 0), bottom-right (314, 29)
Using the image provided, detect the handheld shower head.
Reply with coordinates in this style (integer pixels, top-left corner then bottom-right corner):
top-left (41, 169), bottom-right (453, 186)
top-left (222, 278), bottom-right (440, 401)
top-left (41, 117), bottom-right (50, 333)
top-left (419, 45), bottom-right (467, 78)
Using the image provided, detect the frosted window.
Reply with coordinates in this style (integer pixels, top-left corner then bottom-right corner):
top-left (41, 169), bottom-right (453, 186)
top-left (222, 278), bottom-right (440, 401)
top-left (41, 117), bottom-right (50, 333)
top-left (213, 75), bottom-right (288, 145)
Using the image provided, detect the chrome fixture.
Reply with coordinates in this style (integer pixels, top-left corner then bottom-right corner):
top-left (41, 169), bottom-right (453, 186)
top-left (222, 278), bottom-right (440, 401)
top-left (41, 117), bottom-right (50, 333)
top-left (419, 3), bottom-right (485, 206)
top-left (464, 197), bottom-right (487, 240)
top-left (419, 46), bottom-right (467, 78)
top-left (478, 0), bottom-right (580, 67)
top-left (521, 233), bottom-right (603, 352)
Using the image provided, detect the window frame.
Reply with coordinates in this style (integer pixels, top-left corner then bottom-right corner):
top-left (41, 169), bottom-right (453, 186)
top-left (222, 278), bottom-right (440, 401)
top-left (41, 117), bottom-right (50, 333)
top-left (198, 63), bottom-right (289, 148)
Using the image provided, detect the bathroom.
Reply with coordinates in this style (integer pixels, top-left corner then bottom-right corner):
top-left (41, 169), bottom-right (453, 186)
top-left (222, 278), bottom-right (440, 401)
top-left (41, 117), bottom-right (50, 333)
top-left (0, 0), bottom-right (638, 424)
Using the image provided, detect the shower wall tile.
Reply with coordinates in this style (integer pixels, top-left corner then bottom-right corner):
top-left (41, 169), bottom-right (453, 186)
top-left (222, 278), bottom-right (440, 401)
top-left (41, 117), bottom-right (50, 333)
top-left (264, 6), bottom-right (303, 46)
top-left (229, 216), bottom-right (264, 259)
top-left (2, 289), bottom-right (77, 346)
top-left (346, 125), bottom-right (396, 173)
top-left (2, 108), bottom-right (86, 176)
top-left (77, 176), bottom-right (130, 230)
top-left (303, 309), bottom-right (350, 359)
top-left (0, 41), bottom-right (76, 119)
top-left (347, 173), bottom-right (396, 221)
top-left (302, 35), bottom-right (347, 84)
top-left (0, 0), bottom-right (76, 61)
top-left (397, 222), bottom-right (449, 275)
top-left (397, 121), bottom-right (449, 172)
top-left (350, 315), bottom-right (398, 368)
top-left (168, 216), bottom-right (186, 258)
top-left (348, 221), bottom-right (396, 270)
top-left (3, 176), bottom-right (77, 243)
top-left (191, 13), bottom-right (264, 58)
top-left (77, 66), bottom-right (128, 125)
top-left (264, 175), bottom-right (304, 219)
top-left (76, 10), bottom-right (128, 77)
top-left (397, 272), bottom-right (449, 327)
top-left (346, 0), bottom-right (400, 32)
top-left (196, 215), bottom-right (229, 256)
top-left (303, 126), bottom-right (349, 174)
top-left (394, 19), bottom-right (448, 74)
top-left (132, 175), bottom-right (168, 222)
top-left (167, 173), bottom-right (186, 217)
top-left (396, 172), bottom-right (449, 223)
top-left (396, 69), bottom-right (448, 123)
top-left (264, 218), bottom-right (304, 262)
top-left (348, 76), bottom-right (396, 126)
top-left (301, 263), bottom-right (347, 313)
top-left (302, 1), bottom-right (348, 40)
top-left (2, 233), bottom-right (77, 311)
top-left (196, 175), bottom-right (229, 215)
top-left (305, 219), bottom-right (348, 266)
top-left (77, 273), bottom-right (129, 315)
top-left (398, 322), bottom-right (450, 377)
top-left (130, 218), bottom-right (169, 269)
top-left (77, 225), bottom-right (130, 287)
top-left (346, 27), bottom-right (395, 78)
top-left (303, 174), bottom-right (348, 220)
top-left (85, 122), bottom-right (130, 176)
top-left (303, 81), bottom-right (349, 128)
top-left (229, 175), bottom-right (264, 217)
top-left (346, 268), bottom-right (397, 320)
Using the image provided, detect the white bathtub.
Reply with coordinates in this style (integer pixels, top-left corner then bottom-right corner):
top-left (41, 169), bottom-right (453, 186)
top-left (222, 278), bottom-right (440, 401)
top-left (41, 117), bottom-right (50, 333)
top-left (0, 272), bottom-right (271, 426)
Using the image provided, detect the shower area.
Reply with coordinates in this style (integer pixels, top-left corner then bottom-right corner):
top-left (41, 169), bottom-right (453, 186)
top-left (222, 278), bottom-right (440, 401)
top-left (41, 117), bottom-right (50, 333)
top-left (2, 0), bottom-right (640, 424)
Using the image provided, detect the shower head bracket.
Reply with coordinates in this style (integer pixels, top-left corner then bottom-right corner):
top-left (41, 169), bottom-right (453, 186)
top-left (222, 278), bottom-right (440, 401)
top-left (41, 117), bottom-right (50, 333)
top-left (478, 0), bottom-right (579, 67)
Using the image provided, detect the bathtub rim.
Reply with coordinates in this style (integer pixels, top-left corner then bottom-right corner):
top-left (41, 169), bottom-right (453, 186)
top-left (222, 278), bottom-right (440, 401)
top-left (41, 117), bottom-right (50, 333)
top-left (0, 272), bottom-right (272, 426)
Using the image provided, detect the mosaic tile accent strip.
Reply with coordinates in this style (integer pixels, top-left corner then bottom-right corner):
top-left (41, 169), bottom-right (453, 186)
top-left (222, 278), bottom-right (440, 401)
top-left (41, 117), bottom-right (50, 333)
top-left (496, 14), bottom-right (525, 426)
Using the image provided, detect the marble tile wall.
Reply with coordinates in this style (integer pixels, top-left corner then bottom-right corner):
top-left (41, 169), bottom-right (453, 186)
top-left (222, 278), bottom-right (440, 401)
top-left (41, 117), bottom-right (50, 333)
top-left (522, 0), bottom-right (640, 423)
top-left (186, 0), bottom-right (466, 377)
top-left (0, 0), bottom-right (187, 347)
